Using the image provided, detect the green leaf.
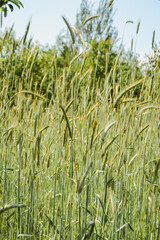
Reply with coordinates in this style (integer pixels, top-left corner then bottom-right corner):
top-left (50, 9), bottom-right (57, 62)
top-left (62, 16), bottom-right (75, 44)
top-left (60, 105), bottom-right (73, 140)
top-left (15, 0), bottom-right (24, 8)
top-left (8, 0), bottom-right (24, 9)
top-left (136, 21), bottom-right (141, 35)
top-left (4, 6), bottom-right (7, 17)
top-left (8, 4), bottom-right (14, 12)
top-left (107, 0), bottom-right (114, 8)
top-left (82, 15), bottom-right (99, 27)
top-left (126, 20), bottom-right (134, 24)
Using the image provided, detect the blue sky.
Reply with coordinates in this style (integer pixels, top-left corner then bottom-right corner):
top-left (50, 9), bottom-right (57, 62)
top-left (1, 0), bottom-right (160, 58)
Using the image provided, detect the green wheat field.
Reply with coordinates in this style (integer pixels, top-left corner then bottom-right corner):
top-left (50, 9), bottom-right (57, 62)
top-left (0, 15), bottom-right (160, 240)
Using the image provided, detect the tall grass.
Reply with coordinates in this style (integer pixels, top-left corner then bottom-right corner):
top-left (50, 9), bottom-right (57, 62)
top-left (0, 24), bottom-right (160, 240)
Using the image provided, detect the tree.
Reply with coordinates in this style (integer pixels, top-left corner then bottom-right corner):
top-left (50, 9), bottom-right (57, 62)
top-left (56, 0), bottom-right (117, 71)
top-left (88, 38), bottom-right (116, 85)
top-left (56, 0), bottom-right (117, 50)
top-left (144, 47), bottom-right (160, 97)
top-left (72, 0), bottom-right (118, 93)
top-left (75, 0), bottom-right (117, 45)
top-left (0, 0), bottom-right (23, 25)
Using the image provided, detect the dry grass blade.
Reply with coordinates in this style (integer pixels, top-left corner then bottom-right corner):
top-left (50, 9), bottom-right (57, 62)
top-left (62, 16), bottom-right (75, 44)
top-left (131, 38), bottom-right (134, 52)
top-left (93, 128), bottom-right (105, 145)
top-left (152, 30), bottom-right (155, 49)
top-left (71, 26), bottom-right (86, 46)
top-left (116, 223), bottom-right (128, 232)
top-left (101, 121), bottom-right (116, 147)
top-left (136, 21), bottom-right (141, 35)
top-left (136, 124), bottom-right (149, 139)
top-left (0, 204), bottom-right (26, 215)
top-left (96, 194), bottom-right (105, 214)
top-left (6, 211), bottom-right (15, 221)
top-left (44, 213), bottom-right (58, 230)
top-left (79, 68), bottom-right (92, 84)
top-left (70, 52), bottom-right (83, 65)
top-left (90, 120), bottom-right (97, 149)
top-left (113, 79), bottom-right (143, 108)
top-left (82, 221), bottom-right (95, 240)
top-left (17, 234), bottom-right (33, 239)
top-left (102, 152), bottom-right (118, 170)
top-left (39, 126), bottom-right (49, 134)
top-left (60, 105), bottom-right (73, 140)
top-left (82, 15), bottom-right (99, 26)
top-left (23, 21), bottom-right (30, 44)
top-left (19, 90), bottom-right (45, 99)
top-left (122, 98), bottom-right (137, 103)
top-left (86, 102), bottom-right (100, 118)
top-left (77, 162), bottom-right (93, 194)
top-left (107, 0), bottom-right (114, 8)
top-left (127, 153), bottom-right (138, 168)
top-left (60, 99), bottom-right (74, 123)
top-left (128, 223), bottom-right (134, 232)
top-left (135, 100), bottom-right (152, 107)
top-left (138, 106), bottom-right (160, 114)
top-left (126, 20), bottom-right (134, 24)
top-left (40, 72), bottom-right (48, 91)
top-left (101, 134), bottom-right (119, 158)
top-left (27, 44), bottom-right (38, 64)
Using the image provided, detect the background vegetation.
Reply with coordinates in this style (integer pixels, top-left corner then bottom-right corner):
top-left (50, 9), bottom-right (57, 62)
top-left (0, 0), bottom-right (160, 239)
